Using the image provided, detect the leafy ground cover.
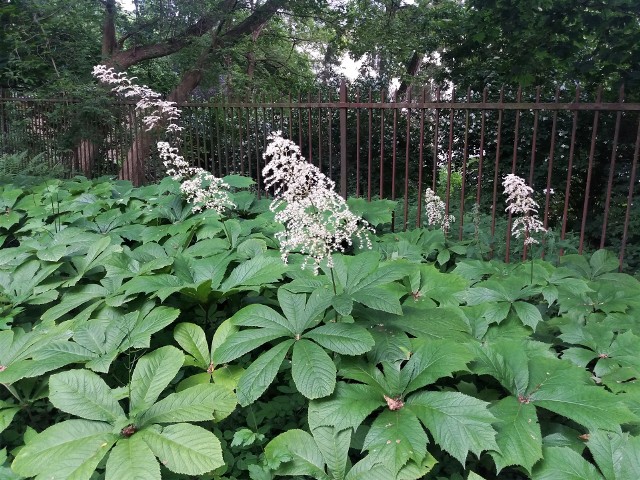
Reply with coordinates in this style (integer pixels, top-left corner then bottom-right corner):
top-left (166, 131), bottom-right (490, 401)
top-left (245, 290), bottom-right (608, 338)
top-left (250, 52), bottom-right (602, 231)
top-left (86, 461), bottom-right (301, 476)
top-left (1, 176), bottom-right (640, 479)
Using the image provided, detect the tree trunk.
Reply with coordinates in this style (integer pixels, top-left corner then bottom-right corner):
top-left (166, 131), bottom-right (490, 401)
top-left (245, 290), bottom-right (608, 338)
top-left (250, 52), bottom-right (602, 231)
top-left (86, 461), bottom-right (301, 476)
top-left (102, 0), bottom-right (117, 58)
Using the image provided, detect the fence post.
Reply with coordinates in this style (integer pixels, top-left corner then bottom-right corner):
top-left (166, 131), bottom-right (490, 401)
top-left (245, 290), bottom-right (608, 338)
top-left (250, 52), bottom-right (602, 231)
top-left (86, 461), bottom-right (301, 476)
top-left (340, 79), bottom-right (348, 199)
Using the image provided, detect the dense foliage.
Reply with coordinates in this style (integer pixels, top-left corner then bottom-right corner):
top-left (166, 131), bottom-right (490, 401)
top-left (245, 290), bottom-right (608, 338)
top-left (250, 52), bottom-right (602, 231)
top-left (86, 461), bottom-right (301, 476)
top-left (1, 174), bottom-right (640, 479)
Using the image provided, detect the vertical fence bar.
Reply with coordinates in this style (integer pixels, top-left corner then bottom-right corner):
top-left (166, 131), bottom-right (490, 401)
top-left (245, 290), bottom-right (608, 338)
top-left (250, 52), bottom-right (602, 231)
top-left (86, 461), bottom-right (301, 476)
top-left (416, 87), bottom-right (426, 227)
top-left (391, 89), bottom-right (398, 230)
top-left (579, 86), bottom-right (602, 253)
top-left (328, 90), bottom-right (333, 181)
top-left (601, 85), bottom-right (624, 248)
top-left (528, 87), bottom-right (541, 186)
top-left (379, 88), bottom-right (385, 198)
top-left (620, 117), bottom-right (640, 270)
top-left (560, 87), bottom-right (581, 255)
top-left (340, 80), bottom-right (348, 199)
top-left (253, 95), bottom-right (261, 198)
top-left (367, 88), bottom-right (373, 201)
top-left (432, 87), bottom-right (440, 191)
top-left (476, 88), bottom-right (488, 205)
top-left (543, 88), bottom-right (560, 233)
top-left (505, 86), bottom-right (522, 263)
top-left (445, 87), bottom-right (455, 227)
top-left (459, 88), bottom-right (471, 241)
top-left (403, 87), bottom-right (411, 230)
top-left (490, 87), bottom-right (505, 257)
top-left (356, 88), bottom-right (361, 197)
top-left (307, 92), bottom-right (313, 164)
top-left (318, 90), bottom-right (323, 172)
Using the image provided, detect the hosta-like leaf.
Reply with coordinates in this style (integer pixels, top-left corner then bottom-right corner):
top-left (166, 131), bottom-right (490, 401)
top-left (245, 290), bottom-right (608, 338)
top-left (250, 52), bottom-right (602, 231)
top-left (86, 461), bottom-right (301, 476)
top-left (312, 426), bottom-right (351, 480)
top-left (173, 323), bottom-right (209, 367)
top-left (363, 409), bottom-right (429, 474)
top-left (139, 383), bottom-right (237, 426)
top-left (489, 396), bottom-right (542, 474)
top-left (304, 323), bottom-right (374, 355)
top-left (12, 420), bottom-right (117, 479)
top-left (130, 346), bottom-right (184, 414)
top-left (236, 340), bottom-right (294, 406)
top-left (139, 423), bottom-right (223, 475)
top-left (105, 435), bottom-right (160, 480)
top-left (407, 391), bottom-right (498, 465)
top-left (587, 430), bottom-right (640, 480)
top-left (532, 446), bottom-right (604, 480)
top-left (292, 339), bottom-right (336, 399)
top-left (264, 429), bottom-right (328, 479)
top-left (49, 369), bottom-right (125, 422)
top-left (308, 382), bottom-right (384, 431)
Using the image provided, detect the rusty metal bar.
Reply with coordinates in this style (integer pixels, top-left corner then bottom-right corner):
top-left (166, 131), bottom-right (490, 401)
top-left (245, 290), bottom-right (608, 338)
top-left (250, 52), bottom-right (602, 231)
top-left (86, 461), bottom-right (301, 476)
top-left (380, 88), bottom-right (386, 198)
top-left (476, 88), bottom-right (488, 205)
top-left (459, 88), bottom-right (471, 241)
top-left (328, 89), bottom-right (333, 181)
top-left (318, 90), bottom-right (323, 172)
top-left (543, 88), bottom-right (560, 232)
top-left (491, 87), bottom-right (505, 257)
top-left (356, 88), bottom-right (361, 197)
top-left (307, 92), bottom-right (313, 164)
top-left (445, 87), bottom-right (455, 227)
top-left (601, 85), bottom-right (624, 248)
top-left (432, 87), bottom-right (440, 191)
top-left (560, 87), bottom-right (581, 254)
top-left (505, 86), bottom-right (522, 263)
top-left (391, 89), bottom-right (398, 231)
top-left (340, 80), bottom-right (348, 199)
top-left (416, 87), bottom-right (426, 227)
top-left (367, 88), bottom-right (373, 201)
top-left (579, 86), bottom-right (602, 254)
top-left (620, 116), bottom-right (640, 269)
top-left (403, 87), bottom-right (411, 230)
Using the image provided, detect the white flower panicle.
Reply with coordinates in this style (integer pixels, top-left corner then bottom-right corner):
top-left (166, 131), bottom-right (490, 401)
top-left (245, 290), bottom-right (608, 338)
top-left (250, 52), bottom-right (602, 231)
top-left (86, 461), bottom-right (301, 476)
top-left (424, 188), bottom-right (455, 233)
top-left (503, 174), bottom-right (547, 245)
top-left (263, 132), bottom-right (372, 274)
top-left (92, 65), bottom-right (233, 214)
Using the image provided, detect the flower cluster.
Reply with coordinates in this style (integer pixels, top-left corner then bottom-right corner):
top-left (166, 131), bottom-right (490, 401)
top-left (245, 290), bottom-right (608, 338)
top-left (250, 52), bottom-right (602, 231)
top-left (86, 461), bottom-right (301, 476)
top-left (92, 65), bottom-right (233, 213)
top-left (424, 188), bottom-right (455, 233)
top-left (503, 174), bottom-right (546, 245)
top-left (263, 132), bottom-right (372, 274)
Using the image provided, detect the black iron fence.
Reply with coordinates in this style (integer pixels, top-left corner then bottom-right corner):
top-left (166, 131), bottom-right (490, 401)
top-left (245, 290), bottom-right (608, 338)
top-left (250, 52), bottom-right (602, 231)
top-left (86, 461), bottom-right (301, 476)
top-left (2, 83), bottom-right (640, 269)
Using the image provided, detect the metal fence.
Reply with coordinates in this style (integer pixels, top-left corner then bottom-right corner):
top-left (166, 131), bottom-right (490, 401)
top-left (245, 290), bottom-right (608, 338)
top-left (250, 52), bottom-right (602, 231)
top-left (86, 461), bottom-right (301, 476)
top-left (2, 83), bottom-right (640, 269)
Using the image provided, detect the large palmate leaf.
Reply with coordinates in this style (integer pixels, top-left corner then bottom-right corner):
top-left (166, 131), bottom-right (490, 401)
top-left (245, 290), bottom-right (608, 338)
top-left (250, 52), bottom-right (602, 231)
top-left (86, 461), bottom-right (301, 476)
top-left (362, 409), bottom-right (429, 475)
top-left (308, 382), bottom-right (384, 431)
top-left (407, 391), bottom-right (498, 465)
top-left (291, 339), bottom-right (337, 399)
top-left (303, 323), bottom-right (374, 355)
top-left (129, 346), bottom-right (184, 414)
top-left (587, 430), bottom-right (640, 480)
top-left (532, 446), bottom-right (604, 480)
top-left (264, 429), bottom-right (329, 479)
top-left (138, 423), bottom-right (224, 475)
top-left (0, 401), bottom-right (19, 435)
top-left (489, 396), bottom-right (542, 474)
top-left (12, 420), bottom-right (118, 479)
top-left (311, 426), bottom-right (351, 480)
top-left (105, 435), bottom-right (160, 480)
top-left (49, 369), bottom-right (125, 422)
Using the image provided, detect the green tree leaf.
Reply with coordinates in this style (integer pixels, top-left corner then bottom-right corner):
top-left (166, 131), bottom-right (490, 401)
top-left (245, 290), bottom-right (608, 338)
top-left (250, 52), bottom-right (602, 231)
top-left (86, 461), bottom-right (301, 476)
top-left (12, 420), bottom-right (117, 479)
top-left (489, 396), bottom-right (542, 474)
top-left (264, 429), bottom-right (328, 479)
top-left (173, 323), bottom-right (209, 368)
top-left (139, 383), bottom-right (237, 426)
top-left (304, 323), bottom-right (374, 355)
top-left (308, 382), bottom-right (384, 431)
top-left (236, 340), bottom-right (294, 406)
top-left (407, 391), bottom-right (498, 465)
top-left (105, 435), bottom-right (160, 480)
top-left (139, 423), bottom-right (224, 475)
top-left (362, 409), bottom-right (429, 474)
top-left (532, 446), bottom-right (604, 480)
top-left (213, 328), bottom-right (288, 364)
top-left (512, 301), bottom-right (543, 330)
top-left (312, 426), bottom-right (351, 480)
top-left (587, 430), bottom-right (640, 480)
top-left (49, 369), bottom-right (125, 422)
top-left (130, 346), bottom-right (184, 414)
top-left (292, 339), bottom-right (336, 399)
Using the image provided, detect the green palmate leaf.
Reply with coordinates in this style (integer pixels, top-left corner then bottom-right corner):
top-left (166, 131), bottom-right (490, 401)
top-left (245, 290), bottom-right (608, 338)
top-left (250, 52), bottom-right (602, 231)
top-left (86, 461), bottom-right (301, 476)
top-left (0, 403), bottom-right (19, 434)
top-left (125, 305), bottom-right (181, 349)
top-left (236, 340), bottom-right (294, 406)
top-left (344, 456), bottom-right (396, 480)
top-left (512, 301), bottom-right (543, 330)
top-left (220, 255), bottom-right (287, 290)
top-left (264, 429), bottom-right (328, 479)
top-left (173, 323), bottom-right (209, 367)
top-left (407, 391), bottom-right (498, 465)
top-left (587, 430), bottom-right (640, 480)
top-left (121, 274), bottom-right (187, 301)
top-left (105, 435), bottom-right (160, 480)
top-left (41, 284), bottom-right (108, 322)
top-left (489, 396), bottom-right (542, 474)
top-left (363, 409), bottom-right (429, 475)
top-left (49, 369), bottom-right (125, 422)
top-left (403, 339), bottom-right (473, 395)
top-left (292, 339), bottom-right (336, 399)
top-left (230, 303), bottom-right (293, 333)
top-left (139, 383), bottom-right (237, 426)
top-left (139, 423), bottom-right (224, 475)
top-left (532, 446), bottom-right (604, 480)
top-left (308, 382), bottom-right (384, 431)
top-left (304, 323), bottom-right (374, 355)
top-left (312, 426), bottom-right (351, 480)
top-left (12, 420), bottom-right (117, 479)
top-left (130, 346), bottom-right (184, 414)
top-left (213, 328), bottom-right (288, 364)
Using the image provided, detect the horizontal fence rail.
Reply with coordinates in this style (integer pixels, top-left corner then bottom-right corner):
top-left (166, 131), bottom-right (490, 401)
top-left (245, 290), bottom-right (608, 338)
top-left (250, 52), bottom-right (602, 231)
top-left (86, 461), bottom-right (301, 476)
top-left (2, 83), bottom-right (640, 271)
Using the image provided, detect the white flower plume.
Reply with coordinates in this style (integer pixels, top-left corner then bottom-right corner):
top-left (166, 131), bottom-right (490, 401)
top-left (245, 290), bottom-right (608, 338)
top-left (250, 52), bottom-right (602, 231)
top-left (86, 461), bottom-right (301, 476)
top-left (92, 65), bottom-right (233, 214)
top-left (503, 173), bottom-right (547, 245)
top-left (263, 132), bottom-right (372, 274)
top-left (424, 188), bottom-right (454, 233)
